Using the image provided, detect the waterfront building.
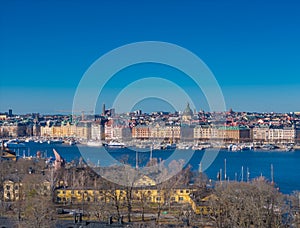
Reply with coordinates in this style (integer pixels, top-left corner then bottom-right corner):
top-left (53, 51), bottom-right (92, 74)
top-left (0, 113), bottom-right (8, 120)
top-left (32, 123), bottom-right (40, 137)
top-left (75, 122), bottom-right (91, 140)
top-left (40, 121), bottom-right (92, 139)
top-left (40, 121), bottom-right (54, 137)
top-left (149, 124), bottom-right (180, 141)
top-left (149, 123), bottom-right (166, 139)
top-left (104, 119), bottom-right (113, 140)
top-left (252, 125), bottom-right (269, 143)
top-left (112, 126), bottom-right (132, 141)
top-left (194, 125), bottom-right (251, 143)
top-left (194, 125), bottom-right (215, 141)
top-left (132, 125), bottom-right (150, 139)
top-left (91, 122), bottom-right (104, 141)
top-left (217, 126), bottom-right (251, 143)
top-left (60, 122), bottom-right (73, 137)
top-left (296, 127), bottom-right (300, 143)
top-left (165, 125), bottom-right (181, 141)
top-left (268, 126), bottom-right (295, 143)
top-left (252, 125), bottom-right (296, 143)
top-left (181, 125), bottom-right (195, 141)
top-left (0, 122), bottom-right (27, 138)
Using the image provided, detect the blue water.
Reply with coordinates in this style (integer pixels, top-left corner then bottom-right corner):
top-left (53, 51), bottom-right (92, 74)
top-left (9, 142), bottom-right (300, 194)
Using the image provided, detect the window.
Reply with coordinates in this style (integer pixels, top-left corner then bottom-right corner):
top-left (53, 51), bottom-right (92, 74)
top-left (179, 197), bottom-right (184, 201)
top-left (156, 197), bottom-right (161, 201)
top-left (6, 185), bottom-right (10, 191)
top-left (6, 192), bottom-right (11, 199)
top-left (180, 190), bottom-right (183, 193)
top-left (14, 185), bottom-right (19, 190)
top-left (186, 190), bottom-right (189, 193)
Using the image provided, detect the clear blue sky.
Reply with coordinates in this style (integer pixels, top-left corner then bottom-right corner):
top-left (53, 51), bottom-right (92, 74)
top-left (0, 0), bottom-right (299, 114)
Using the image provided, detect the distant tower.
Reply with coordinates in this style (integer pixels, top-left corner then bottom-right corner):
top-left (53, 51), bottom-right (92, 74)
top-left (8, 109), bottom-right (12, 117)
top-left (102, 103), bottom-right (106, 116)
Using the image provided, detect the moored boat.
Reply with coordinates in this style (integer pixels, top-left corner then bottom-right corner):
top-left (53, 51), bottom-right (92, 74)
top-left (105, 141), bottom-right (125, 149)
top-left (86, 141), bottom-right (103, 147)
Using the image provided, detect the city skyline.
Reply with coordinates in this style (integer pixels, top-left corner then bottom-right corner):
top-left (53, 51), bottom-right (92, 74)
top-left (1, 1), bottom-right (300, 114)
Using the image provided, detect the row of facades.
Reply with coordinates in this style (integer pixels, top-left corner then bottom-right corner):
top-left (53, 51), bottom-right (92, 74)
top-left (41, 123), bottom-right (299, 143)
top-left (1, 122), bottom-right (299, 143)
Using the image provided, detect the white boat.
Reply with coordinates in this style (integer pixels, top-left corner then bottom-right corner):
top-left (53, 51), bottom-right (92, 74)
top-left (105, 141), bottom-right (125, 148)
top-left (177, 143), bottom-right (191, 150)
top-left (165, 143), bottom-right (176, 150)
top-left (47, 139), bottom-right (63, 144)
top-left (86, 141), bottom-right (103, 147)
top-left (69, 140), bottom-right (76, 146)
top-left (192, 145), bottom-right (204, 150)
top-left (4, 139), bottom-right (25, 147)
top-left (25, 138), bottom-right (34, 143)
top-left (285, 144), bottom-right (293, 152)
top-left (228, 144), bottom-right (241, 152)
top-left (261, 144), bottom-right (277, 150)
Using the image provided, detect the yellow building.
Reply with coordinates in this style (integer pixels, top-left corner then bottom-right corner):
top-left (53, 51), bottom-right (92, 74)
top-left (55, 186), bottom-right (195, 205)
top-left (150, 124), bottom-right (181, 140)
top-left (40, 122), bottom-right (92, 139)
top-left (3, 178), bottom-right (213, 214)
top-left (194, 126), bottom-right (251, 143)
top-left (3, 180), bottom-right (22, 201)
top-left (190, 193), bottom-right (217, 215)
top-left (3, 179), bottom-right (51, 201)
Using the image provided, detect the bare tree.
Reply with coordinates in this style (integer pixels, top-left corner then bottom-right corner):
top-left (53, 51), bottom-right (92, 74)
top-left (134, 188), bottom-right (152, 222)
top-left (209, 178), bottom-right (287, 228)
top-left (20, 174), bottom-right (56, 228)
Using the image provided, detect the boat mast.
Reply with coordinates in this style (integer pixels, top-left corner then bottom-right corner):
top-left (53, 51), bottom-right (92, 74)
top-left (136, 151), bottom-right (139, 169)
top-left (224, 158), bottom-right (227, 181)
top-left (241, 166), bottom-right (244, 182)
top-left (150, 145), bottom-right (153, 161)
top-left (247, 167), bottom-right (250, 182)
top-left (271, 164), bottom-right (274, 184)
